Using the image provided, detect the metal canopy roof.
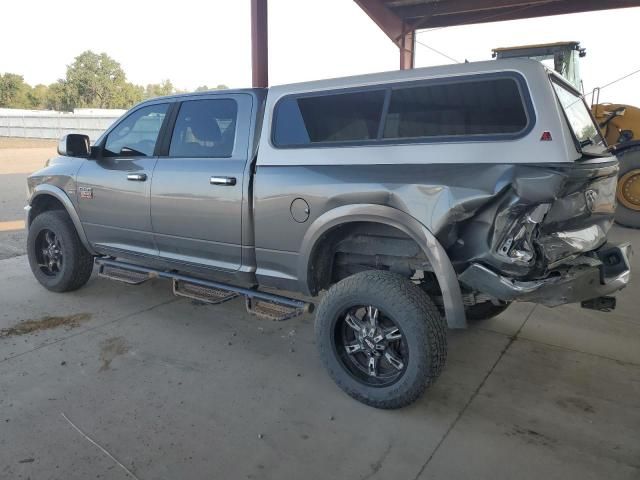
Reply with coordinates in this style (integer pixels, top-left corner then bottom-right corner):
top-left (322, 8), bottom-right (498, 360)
top-left (382, 0), bottom-right (640, 29)
top-left (249, 0), bottom-right (640, 87)
top-left (353, 0), bottom-right (640, 70)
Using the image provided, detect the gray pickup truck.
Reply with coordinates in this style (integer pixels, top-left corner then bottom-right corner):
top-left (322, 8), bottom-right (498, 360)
top-left (25, 59), bottom-right (631, 408)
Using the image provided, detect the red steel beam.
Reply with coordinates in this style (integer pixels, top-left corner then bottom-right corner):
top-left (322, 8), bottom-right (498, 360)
top-left (390, 0), bottom-right (640, 27)
top-left (399, 28), bottom-right (415, 70)
top-left (251, 0), bottom-right (268, 88)
top-left (392, 0), bottom-right (560, 19)
top-left (354, 0), bottom-right (416, 70)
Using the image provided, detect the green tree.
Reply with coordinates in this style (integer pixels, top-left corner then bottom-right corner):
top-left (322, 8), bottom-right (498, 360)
top-left (45, 80), bottom-right (72, 111)
top-left (0, 73), bottom-right (30, 108)
top-left (26, 84), bottom-right (49, 109)
top-left (114, 82), bottom-right (144, 109)
top-left (195, 84), bottom-right (229, 92)
top-left (2, 52), bottom-right (230, 111)
top-left (64, 51), bottom-right (131, 108)
top-left (144, 79), bottom-right (175, 99)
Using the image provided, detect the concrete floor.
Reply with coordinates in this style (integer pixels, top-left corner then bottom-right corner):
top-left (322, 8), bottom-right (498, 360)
top-left (1, 141), bottom-right (639, 479)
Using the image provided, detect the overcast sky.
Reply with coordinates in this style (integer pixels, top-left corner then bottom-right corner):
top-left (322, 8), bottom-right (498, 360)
top-left (2, 1), bottom-right (640, 105)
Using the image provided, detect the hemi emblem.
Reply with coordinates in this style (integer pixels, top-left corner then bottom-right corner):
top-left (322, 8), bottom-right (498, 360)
top-left (79, 186), bottom-right (93, 199)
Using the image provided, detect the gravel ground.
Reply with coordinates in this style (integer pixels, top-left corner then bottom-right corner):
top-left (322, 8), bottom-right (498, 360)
top-left (0, 137), bottom-right (56, 259)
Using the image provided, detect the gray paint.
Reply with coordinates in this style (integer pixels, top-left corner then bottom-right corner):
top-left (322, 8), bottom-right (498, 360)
top-left (25, 59), bottom-right (630, 330)
top-left (26, 183), bottom-right (95, 255)
top-left (77, 156), bottom-right (159, 256)
top-left (150, 93), bottom-right (255, 270)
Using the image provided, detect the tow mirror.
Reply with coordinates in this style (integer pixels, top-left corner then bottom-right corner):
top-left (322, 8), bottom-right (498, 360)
top-left (58, 133), bottom-right (91, 158)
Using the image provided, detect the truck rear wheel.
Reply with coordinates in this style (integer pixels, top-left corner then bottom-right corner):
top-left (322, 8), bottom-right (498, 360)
top-left (315, 270), bottom-right (447, 409)
top-left (27, 210), bottom-right (94, 292)
top-left (615, 146), bottom-right (640, 229)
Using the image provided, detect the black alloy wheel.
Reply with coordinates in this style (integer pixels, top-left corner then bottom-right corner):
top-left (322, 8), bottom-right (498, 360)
top-left (35, 229), bottom-right (64, 277)
top-left (335, 305), bottom-right (408, 387)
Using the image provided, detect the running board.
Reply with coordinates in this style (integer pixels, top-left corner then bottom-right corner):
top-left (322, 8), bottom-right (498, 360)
top-left (98, 263), bottom-right (151, 285)
top-left (245, 297), bottom-right (305, 321)
top-left (173, 279), bottom-right (239, 305)
top-left (94, 258), bottom-right (313, 319)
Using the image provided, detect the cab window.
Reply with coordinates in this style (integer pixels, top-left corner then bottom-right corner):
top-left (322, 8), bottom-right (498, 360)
top-left (169, 99), bottom-right (238, 158)
top-left (104, 103), bottom-right (169, 157)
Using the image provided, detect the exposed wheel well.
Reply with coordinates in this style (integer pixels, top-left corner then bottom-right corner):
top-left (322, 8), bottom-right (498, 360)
top-left (29, 194), bottom-right (66, 226)
top-left (307, 221), bottom-right (435, 295)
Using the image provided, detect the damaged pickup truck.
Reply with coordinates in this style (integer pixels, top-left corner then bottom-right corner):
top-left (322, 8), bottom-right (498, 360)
top-left (25, 58), bottom-right (631, 408)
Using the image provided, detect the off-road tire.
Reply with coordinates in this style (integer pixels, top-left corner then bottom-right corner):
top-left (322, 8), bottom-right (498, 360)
top-left (315, 270), bottom-right (447, 409)
top-left (614, 146), bottom-right (640, 229)
top-left (27, 210), bottom-right (94, 292)
top-left (465, 301), bottom-right (510, 321)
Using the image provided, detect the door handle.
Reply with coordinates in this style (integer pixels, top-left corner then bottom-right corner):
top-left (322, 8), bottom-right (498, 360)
top-left (127, 173), bottom-right (147, 182)
top-left (210, 176), bottom-right (237, 186)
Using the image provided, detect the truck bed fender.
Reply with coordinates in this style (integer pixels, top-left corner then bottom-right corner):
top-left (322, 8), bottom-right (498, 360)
top-left (28, 184), bottom-right (96, 255)
top-left (298, 204), bottom-right (466, 329)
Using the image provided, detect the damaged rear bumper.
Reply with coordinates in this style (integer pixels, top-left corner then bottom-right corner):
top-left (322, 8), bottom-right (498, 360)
top-left (459, 243), bottom-right (632, 307)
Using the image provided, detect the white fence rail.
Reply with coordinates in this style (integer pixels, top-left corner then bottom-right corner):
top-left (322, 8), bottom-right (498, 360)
top-left (0, 109), bottom-right (125, 142)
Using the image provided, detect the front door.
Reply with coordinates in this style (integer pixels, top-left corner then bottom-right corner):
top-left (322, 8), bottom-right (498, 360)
top-left (77, 102), bottom-right (170, 257)
top-left (150, 95), bottom-right (252, 271)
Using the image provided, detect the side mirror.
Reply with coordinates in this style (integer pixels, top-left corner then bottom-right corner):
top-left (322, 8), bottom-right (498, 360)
top-left (58, 134), bottom-right (91, 157)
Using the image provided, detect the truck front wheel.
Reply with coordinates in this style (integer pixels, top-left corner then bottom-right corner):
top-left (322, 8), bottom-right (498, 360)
top-left (27, 210), bottom-right (94, 292)
top-left (315, 270), bottom-right (447, 409)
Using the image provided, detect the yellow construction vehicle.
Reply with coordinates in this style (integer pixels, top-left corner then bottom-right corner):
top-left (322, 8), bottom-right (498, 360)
top-left (493, 42), bottom-right (640, 228)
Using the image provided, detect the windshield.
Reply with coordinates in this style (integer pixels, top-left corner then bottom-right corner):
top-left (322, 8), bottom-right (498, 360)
top-left (551, 79), bottom-right (605, 152)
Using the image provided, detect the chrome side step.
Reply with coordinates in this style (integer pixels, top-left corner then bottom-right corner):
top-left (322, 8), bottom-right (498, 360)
top-left (94, 258), bottom-right (313, 320)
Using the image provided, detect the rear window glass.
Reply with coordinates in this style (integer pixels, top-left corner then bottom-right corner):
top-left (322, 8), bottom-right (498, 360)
top-left (169, 99), bottom-right (237, 158)
top-left (383, 78), bottom-right (528, 139)
top-left (273, 90), bottom-right (385, 146)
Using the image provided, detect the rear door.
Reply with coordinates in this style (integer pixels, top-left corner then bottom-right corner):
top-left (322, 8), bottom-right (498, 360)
top-left (77, 102), bottom-right (170, 256)
top-left (150, 94), bottom-right (253, 270)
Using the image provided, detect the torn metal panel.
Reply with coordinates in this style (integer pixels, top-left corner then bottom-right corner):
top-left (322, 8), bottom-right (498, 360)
top-left (538, 224), bottom-right (607, 268)
top-left (459, 243), bottom-right (632, 306)
top-left (448, 158), bottom-right (620, 281)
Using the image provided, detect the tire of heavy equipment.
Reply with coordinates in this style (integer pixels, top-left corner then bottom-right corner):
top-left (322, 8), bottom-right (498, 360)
top-left (315, 270), bottom-right (447, 409)
top-left (465, 301), bottom-right (510, 321)
top-left (27, 210), bottom-right (94, 292)
top-left (614, 146), bottom-right (640, 229)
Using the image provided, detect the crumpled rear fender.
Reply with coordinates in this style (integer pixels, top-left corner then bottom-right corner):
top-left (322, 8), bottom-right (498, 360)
top-left (298, 204), bottom-right (467, 329)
